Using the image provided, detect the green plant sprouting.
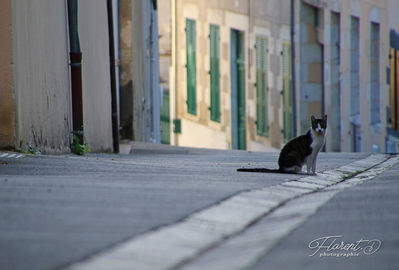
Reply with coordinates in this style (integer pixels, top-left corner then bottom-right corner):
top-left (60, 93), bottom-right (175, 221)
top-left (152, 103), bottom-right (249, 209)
top-left (70, 130), bottom-right (90, 155)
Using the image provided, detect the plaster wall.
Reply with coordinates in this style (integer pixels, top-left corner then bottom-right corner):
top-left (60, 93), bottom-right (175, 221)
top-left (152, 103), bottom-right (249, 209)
top-left (11, 0), bottom-right (72, 153)
top-left (172, 0), bottom-right (288, 151)
top-left (0, 0), bottom-right (15, 148)
top-left (79, 0), bottom-right (113, 152)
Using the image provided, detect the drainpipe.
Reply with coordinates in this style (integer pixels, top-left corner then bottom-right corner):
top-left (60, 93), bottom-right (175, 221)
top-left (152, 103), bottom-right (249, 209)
top-left (107, 0), bottom-right (120, 153)
top-left (171, 0), bottom-right (178, 146)
top-left (67, 0), bottom-right (84, 145)
top-left (290, 0), bottom-right (297, 137)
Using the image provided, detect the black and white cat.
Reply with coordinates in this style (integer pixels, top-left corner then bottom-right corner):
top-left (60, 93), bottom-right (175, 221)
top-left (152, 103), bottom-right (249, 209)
top-left (237, 115), bottom-right (327, 175)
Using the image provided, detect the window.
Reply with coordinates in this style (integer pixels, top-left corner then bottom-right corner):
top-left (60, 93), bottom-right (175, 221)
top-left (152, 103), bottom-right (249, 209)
top-left (209, 24), bottom-right (220, 122)
top-left (350, 16), bottom-right (362, 151)
top-left (350, 17), bottom-right (360, 120)
top-left (370, 22), bottom-right (380, 125)
top-left (255, 36), bottom-right (269, 136)
top-left (186, 19), bottom-right (196, 115)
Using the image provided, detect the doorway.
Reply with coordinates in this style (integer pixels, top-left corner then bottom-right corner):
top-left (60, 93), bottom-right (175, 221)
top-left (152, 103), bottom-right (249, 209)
top-left (299, 3), bottom-right (324, 133)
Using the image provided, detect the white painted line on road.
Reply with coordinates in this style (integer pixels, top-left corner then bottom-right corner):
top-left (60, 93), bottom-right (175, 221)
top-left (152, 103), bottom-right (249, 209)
top-left (280, 180), bottom-right (322, 190)
top-left (63, 154), bottom-right (394, 270)
top-left (181, 191), bottom-right (339, 270)
top-left (0, 152), bottom-right (24, 159)
top-left (181, 155), bottom-right (399, 270)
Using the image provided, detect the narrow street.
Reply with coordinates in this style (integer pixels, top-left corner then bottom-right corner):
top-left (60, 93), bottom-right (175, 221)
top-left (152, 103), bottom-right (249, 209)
top-left (2, 1), bottom-right (399, 269)
top-left (1, 144), bottom-right (397, 270)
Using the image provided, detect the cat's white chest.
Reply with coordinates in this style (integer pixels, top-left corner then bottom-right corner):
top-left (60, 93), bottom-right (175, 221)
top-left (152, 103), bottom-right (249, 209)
top-left (307, 129), bottom-right (326, 165)
top-left (305, 130), bottom-right (326, 174)
top-left (310, 134), bottom-right (325, 152)
top-left (310, 128), bottom-right (326, 151)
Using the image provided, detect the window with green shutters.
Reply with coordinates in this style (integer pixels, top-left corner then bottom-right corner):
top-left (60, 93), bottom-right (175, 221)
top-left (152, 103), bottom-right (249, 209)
top-left (186, 19), bottom-right (196, 115)
top-left (255, 36), bottom-right (269, 137)
top-left (209, 24), bottom-right (220, 122)
top-left (282, 43), bottom-right (293, 142)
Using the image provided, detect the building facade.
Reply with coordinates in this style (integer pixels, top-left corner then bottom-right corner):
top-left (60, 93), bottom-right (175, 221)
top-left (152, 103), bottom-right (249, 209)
top-left (118, 0), bottom-right (161, 144)
top-left (170, 0), bottom-right (291, 151)
top-left (166, 0), bottom-right (399, 152)
top-left (0, 0), bottom-right (161, 153)
top-left (1, 0), bottom-right (114, 153)
top-left (386, 0), bottom-right (399, 152)
top-left (295, 0), bottom-right (396, 153)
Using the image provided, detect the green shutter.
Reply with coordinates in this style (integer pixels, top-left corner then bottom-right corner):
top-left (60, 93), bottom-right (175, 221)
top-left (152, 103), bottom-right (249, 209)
top-left (255, 36), bottom-right (269, 137)
top-left (210, 24), bottom-right (220, 122)
top-left (282, 43), bottom-right (293, 142)
top-left (186, 19), bottom-right (196, 115)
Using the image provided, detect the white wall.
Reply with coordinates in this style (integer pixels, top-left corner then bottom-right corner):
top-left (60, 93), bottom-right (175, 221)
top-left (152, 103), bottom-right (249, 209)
top-left (12, 0), bottom-right (72, 153)
top-left (79, 0), bottom-right (113, 152)
top-left (178, 119), bottom-right (228, 149)
top-left (11, 0), bottom-right (114, 153)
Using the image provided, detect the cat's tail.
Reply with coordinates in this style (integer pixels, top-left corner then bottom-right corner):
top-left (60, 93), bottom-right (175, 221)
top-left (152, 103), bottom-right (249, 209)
top-left (236, 168), bottom-right (282, 173)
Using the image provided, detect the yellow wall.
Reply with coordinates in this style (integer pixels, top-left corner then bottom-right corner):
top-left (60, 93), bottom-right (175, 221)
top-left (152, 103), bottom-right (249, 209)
top-left (172, 0), bottom-right (286, 151)
top-left (169, 0), bottom-right (392, 152)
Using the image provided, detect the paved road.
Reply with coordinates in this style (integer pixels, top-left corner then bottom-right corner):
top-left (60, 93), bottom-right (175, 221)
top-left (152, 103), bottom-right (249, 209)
top-left (0, 145), bottom-right (395, 270)
top-left (252, 163), bottom-right (399, 270)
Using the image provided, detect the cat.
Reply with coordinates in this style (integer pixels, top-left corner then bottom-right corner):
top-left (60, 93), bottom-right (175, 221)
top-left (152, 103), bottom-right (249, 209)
top-left (237, 115), bottom-right (327, 175)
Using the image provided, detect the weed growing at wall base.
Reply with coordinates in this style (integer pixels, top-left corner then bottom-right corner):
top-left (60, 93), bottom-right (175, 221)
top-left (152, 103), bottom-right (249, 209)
top-left (71, 131), bottom-right (90, 155)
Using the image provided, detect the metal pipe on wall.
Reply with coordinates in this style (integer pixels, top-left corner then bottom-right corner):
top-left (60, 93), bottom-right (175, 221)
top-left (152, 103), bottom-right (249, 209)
top-left (67, 0), bottom-right (84, 145)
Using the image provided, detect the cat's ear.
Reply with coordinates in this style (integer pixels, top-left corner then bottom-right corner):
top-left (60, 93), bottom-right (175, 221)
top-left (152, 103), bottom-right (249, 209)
top-left (311, 115), bottom-right (316, 122)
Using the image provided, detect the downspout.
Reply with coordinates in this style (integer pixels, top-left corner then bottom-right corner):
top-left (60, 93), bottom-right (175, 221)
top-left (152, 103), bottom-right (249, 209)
top-left (290, 0), bottom-right (297, 137)
top-left (107, 0), bottom-right (120, 153)
top-left (67, 0), bottom-right (84, 145)
top-left (149, 1), bottom-right (155, 142)
top-left (172, 0), bottom-right (178, 145)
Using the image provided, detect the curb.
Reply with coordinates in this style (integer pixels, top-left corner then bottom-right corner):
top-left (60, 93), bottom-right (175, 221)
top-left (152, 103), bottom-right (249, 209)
top-left (181, 154), bottom-right (399, 270)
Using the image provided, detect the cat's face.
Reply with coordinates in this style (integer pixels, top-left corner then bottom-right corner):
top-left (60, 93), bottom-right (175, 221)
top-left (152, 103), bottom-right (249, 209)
top-left (311, 115), bottom-right (327, 136)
